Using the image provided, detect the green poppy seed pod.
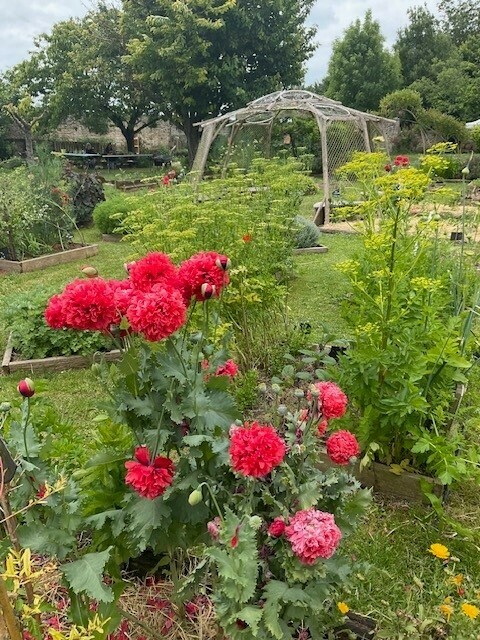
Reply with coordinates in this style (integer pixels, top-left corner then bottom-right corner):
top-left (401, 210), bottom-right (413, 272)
top-left (277, 404), bottom-right (288, 416)
top-left (294, 389), bottom-right (304, 399)
top-left (462, 166), bottom-right (470, 175)
top-left (249, 515), bottom-right (262, 530)
top-left (81, 266), bottom-right (98, 278)
top-left (188, 489), bottom-right (203, 506)
top-left (17, 378), bottom-right (35, 398)
top-left (271, 383), bottom-right (281, 395)
top-left (257, 383), bottom-right (267, 394)
top-left (0, 402), bottom-right (11, 413)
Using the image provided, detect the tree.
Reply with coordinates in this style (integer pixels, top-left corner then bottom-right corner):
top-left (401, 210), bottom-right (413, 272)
top-left (323, 10), bottom-right (401, 112)
top-left (22, 3), bottom-right (164, 152)
top-left (439, 0), bottom-right (480, 44)
top-left (123, 0), bottom-right (316, 163)
top-left (394, 6), bottom-right (454, 87)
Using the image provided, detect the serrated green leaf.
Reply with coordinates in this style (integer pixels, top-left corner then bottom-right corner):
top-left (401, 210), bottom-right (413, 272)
top-left (61, 548), bottom-right (113, 603)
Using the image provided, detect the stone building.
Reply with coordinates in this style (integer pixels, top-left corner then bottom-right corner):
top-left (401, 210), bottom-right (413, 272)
top-left (7, 117), bottom-right (186, 155)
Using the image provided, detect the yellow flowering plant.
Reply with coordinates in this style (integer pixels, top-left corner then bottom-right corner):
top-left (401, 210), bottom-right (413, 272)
top-left (334, 152), bottom-right (480, 486)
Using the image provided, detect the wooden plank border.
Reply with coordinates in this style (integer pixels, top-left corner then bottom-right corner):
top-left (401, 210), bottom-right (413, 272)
top-left (2, 335), bottom-right (121, 375)
top-left (0, 244), bottom-right (98, 273)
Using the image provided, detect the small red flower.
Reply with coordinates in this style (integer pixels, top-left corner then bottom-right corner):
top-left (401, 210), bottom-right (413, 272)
top-left (200, 283), bottom-right (216, 299)
top-left (178, 251), bottom-right (230, 302)
top-left (325, 430), bottom-right (360, 465)
top-left (229, 421), bottom-right (286, 478)
top-left (384, 164), bottom-right (392, 172)
top-left (268, 518), bottom-right (286, 538)
top-left (309, 381), bottom-right (348, 419)
top-left (394, 155), bottom-right (409, 167)
top-left (215, 359), bottom-right (239, 379)
top-left (242, 233), bottom-right (253, 243)
top-left (36, 484), bottom-right (47, 499)
top-left (125, 446), bottom-right (175, 499)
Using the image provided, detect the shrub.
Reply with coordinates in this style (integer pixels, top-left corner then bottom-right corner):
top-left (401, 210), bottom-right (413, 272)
top-left (2, 288), bottom-right (111, 359)
top-left (93, 193), bottom-right (132, 234)
top-left (65, 166), bottom-right (105, 226)
top-left (294, 215), bottom-right (320, 248)
top-left (469, 126), bottom-right (480, 152)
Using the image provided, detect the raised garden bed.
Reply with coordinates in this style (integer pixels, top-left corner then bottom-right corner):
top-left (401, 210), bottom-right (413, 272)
top-left (0, 244), bottom-right (98, 273)
top-left (293, 245), bottom-right (328, 254)
top-left (1, 333), bottom-right (120, 375)
top-left (318, 450), bottom-right (444, 504)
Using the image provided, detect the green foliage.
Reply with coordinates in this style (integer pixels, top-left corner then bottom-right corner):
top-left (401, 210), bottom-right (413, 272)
top-left (294, 216), bottom-right (320, 249)
top-left (2, 288), bottom-right (111, 359)
top-left (206, 378), bottom-right (371, 639)
top-left (120, 157), bottom-right (316, 369)
top-left (394, 6), bottom-right (454, 87)
top-left (470, 126), bottom-right (480, 152)
top-left (420, 142), bottom-right (460, 179)
top-left (65, 166), bottom-right (105, 227)
top-left (417, 109), bottom-right (468, 144)
top-left (62, 548), bottom-right (114, 603)
top-left (334, 152), bottom-right (480, 483)
top-left (0, 153), bottom-right (75, 260)
top-left (124, 0), bottom-right (316, 161)
top-left (379, 89), bottom-right (424, 125)
top-left (323, 10), bottom-right (401, 111)
top-left (93, 193), bottom-right (132, 235)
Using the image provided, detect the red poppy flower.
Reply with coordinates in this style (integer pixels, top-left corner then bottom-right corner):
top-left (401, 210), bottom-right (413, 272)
top-left (229, 421), bottom-right (286, 477)
top-left (125, 446), bottom-right (175, 499)
top-left (178, 251), bottom-right (229, 302)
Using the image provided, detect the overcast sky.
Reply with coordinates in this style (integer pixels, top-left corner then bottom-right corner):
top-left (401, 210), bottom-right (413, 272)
top-left (1, 0), bottom-right (441, 83)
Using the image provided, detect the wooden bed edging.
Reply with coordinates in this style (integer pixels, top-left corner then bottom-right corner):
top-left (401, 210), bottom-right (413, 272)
top-left (0, 244), bottom-right (98, 273)
top-left (2, 334), bottom-right (121, 375)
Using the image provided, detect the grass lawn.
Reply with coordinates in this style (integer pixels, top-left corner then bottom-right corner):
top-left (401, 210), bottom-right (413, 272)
top-left (1, 195), bottom-right (480, 637)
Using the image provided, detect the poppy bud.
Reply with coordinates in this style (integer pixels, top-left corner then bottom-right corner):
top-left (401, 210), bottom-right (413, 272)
top-left (215, 255), bottom-right (231, 271)
top-left (200, 283), bottom-right (216, 299)
top-left (257, 383), bottom-right (267, 394)
top-left (124, 261), bottom-right (136, 273)
top-left (294, 389), bottom-right (304, 398)
top-left (462, 166), bottom-right (470, 175)
top-left (277, 404), bottom-right (288, 416)
top-left (0, 402), bottom-right (11, 413)
top-left (17, 378), bottom-right (35, 398)
top-left (81, 266), bottom-right (98, 278)
top-left (271, 383), bottom-right (281, 395)
top-left (188, 489), bottom-right (203, 506)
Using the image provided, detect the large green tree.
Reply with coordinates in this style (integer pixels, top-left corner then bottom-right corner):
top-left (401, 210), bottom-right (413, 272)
top-left (394, 6), bottom-right (454, 87)
top-left (22, 3), bottom-right (163, 152)
top-left (438, 0), bottom-right (480, 44)
top-left (123, 0), bottom-right (316, 163)
top-left (323, 10), bottom-right (401, 112)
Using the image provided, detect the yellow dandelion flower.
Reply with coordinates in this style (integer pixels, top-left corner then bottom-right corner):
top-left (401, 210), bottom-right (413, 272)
top-left (461, 603), bottom-right (480, 620)
top-left (429, 543), bottom-right (450, 560)
top-left (337, 602), bottom-right (349, 615)
top-left (439, 604), bottom-right (453, 622)
top-left (449, 574), bottom-right (463, 587)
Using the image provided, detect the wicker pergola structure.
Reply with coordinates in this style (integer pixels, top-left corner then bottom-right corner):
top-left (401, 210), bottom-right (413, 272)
top-left (191, 90), bottom-right (398, 224)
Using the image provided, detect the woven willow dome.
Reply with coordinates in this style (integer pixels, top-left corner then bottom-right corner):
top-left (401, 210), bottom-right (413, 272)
top-left (192, 90), bottom-right (398, 223)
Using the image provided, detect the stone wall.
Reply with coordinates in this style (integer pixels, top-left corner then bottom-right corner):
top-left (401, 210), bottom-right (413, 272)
top-left (7, 117), bottom-right (186, 154)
